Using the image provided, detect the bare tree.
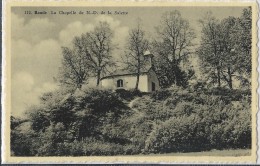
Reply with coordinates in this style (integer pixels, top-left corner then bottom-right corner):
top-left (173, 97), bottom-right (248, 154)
top-left (153, 10), bottom-right (195, 87)
top-left (122, 20), bottom-right (149, 90)
top-left (83, 22), bottom-right (115, 86)
top-left (58, 21), bottom-right (115, 88)
top-left (58, 36), bottom-right (90, 89)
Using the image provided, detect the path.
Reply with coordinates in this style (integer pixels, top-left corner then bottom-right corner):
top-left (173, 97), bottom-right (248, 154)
top-left (127, 97), bottom-right (145, 117)
top-left (128, 97), bottom-right (141, 108)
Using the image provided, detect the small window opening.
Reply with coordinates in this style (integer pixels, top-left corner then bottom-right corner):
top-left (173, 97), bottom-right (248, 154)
top-left (117, 79), bottom-right (123, 88)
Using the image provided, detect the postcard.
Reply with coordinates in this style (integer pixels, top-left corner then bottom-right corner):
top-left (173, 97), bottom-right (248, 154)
top-left (2, 0), bottom-right (259, 164)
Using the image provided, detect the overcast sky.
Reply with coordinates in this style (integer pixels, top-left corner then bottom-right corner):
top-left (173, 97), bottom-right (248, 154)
top-left (11, 6), bottom-right (246, 117)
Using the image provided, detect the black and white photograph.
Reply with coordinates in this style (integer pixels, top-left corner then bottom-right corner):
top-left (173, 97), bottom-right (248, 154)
top-left (3, 2), bottom-right (258, 163)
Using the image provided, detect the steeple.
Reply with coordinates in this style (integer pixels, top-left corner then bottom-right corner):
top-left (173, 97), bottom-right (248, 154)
top-left (144, 50), bottom-right (154, 69)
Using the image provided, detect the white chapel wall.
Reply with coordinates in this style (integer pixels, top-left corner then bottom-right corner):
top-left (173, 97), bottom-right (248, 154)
top-left (147, 70), bottom-right (160, 91)
top-left (100, 74), bottom-right (149, 92)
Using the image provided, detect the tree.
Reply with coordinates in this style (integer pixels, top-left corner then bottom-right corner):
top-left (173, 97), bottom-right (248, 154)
top-left (83, 22), bottom-right (115, 86)
top-left (122, 20), bottom-right (149, 90)
top-left (197, 12), bottom-right (223, 87)
top-left (230, 7), bottom-right (252, 85)
top-left (218, 16), bottom-right (237, 89)
top-left (153, 10), bottom-right (195, 88)
top-left (59, 37), bottom-right (90, 89)
top-left (198, 8), bottom-right (252, 89)
top-left (59, 21), bottom-right (114, 88)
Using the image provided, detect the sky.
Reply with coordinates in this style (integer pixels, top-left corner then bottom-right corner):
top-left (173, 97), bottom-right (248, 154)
top-left (11, 6), bottom-right (246, 117)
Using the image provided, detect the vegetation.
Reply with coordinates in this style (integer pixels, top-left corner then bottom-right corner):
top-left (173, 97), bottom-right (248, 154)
top-left (58, 21), bottom-right (114, 88)
top-left (197, 8), bottom-right (252, 89)
top-left (121, 19), bottom-right (150, 90)
top-left (11, 87), bottom-right (251, 156)
top-left (11, 8), bottom-right (252, 156)
top-left (58, 8), bottom-right (251, 90)
top-left (152, 10), bottom-right (196, 88)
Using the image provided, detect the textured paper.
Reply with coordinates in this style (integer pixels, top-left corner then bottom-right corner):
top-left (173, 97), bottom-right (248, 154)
top-left (2, 0), bottom-right (259, 164)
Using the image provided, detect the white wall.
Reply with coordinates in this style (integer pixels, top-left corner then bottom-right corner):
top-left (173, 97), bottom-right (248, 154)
top-left (100, 74), bottom-right (149, 92)
top-left (100, 70), bottom-right (160, 92)
top-left (147, 69), bottom-right (160, 92)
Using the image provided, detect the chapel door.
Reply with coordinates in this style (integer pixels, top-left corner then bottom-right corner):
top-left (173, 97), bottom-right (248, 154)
top-left (152, 82), bottom-right (156, 91)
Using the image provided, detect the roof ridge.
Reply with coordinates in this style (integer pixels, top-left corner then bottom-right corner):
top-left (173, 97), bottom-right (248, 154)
top-left (100, 67), bottom-right (153, 80)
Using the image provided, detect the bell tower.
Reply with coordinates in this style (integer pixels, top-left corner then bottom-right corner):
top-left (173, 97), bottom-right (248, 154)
top-left (143, 50), bottom-right (154, 69)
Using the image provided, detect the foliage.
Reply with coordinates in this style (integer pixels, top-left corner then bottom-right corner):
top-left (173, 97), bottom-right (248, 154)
top-left (11, 122), bottom-right (39, 156)
top-left (11, 8), bottom-right (252, 156)
top-left (197, 8), bottom-right (252, 89)
top-left (154, 60), bottom-right (191, 88)
top-left (205, 87), bottom-right (251, 101)
top-left (150, 89), bottom-right (172, 100)
top-left (78, 88), bottom-right (126, 114)
top-left (152, 10), bottom-right (195, 88)
top-left (11, 87), bottom-right (251, 156)
top-left (121, 19), bottom-right (150, 90)
top-left (115, 89), bottom-right (142, 101)
top-left (58, 21), bottom-right (115, 88)
top-left (144, 91), bottom-right (251, 153)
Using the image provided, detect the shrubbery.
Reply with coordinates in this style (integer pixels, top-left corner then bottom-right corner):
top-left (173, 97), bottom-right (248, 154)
top-left (132, 88), bottom-right (251, 153)
top-left (145, 114), bottom-right (207, 153)
top-left (11, 87), bottom-right (251, 156)
top-left (115, 89), bottom-right (142, 101)
top-left (205, 87), bottom-right (251, 101)
top-left (150, 89), bottom-right (172, 100)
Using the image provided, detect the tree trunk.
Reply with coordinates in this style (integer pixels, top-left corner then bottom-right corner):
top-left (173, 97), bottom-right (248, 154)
top-left (96, 70), bottom-right (101, 86)
top-left (135, 57), bottom-right (141, 90)
top-left (135, 70), bottom-right (140, 90)
top-left (227, 67), bottom-right (233, 89)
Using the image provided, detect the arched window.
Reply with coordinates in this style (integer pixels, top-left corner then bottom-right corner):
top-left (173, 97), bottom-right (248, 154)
top-left (117, 79), bottom-right (123, 88)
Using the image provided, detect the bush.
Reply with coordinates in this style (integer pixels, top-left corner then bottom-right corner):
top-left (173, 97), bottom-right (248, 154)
top-left (172, 101), bottom-right (196, 116)
top-left (192, 81), bottom-right (207, 92)
top-left (115, 89), bottom-right (142, 101)
top-left (11, 128), bottom-right (39, 156)
top-left (206, 87), bottom-right (251, 101)
top-left (12, 86), bottom-right (252, 156)
top-left (80, 138), bottom-right (125, 156)
top-left (146, 115), bottom-right (208, 153)
top-left (144, 93), bottom-right (252, 153)
top-left (77, 88), bottom-right (127, 115)
top-left (150, 89), bottom-right (172, 100)
top-left (123, 144), bottom-right (141, 155)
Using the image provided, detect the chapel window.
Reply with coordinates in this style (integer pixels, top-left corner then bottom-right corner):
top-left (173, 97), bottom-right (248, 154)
top-left (117, 79), bottom-right (123, 88)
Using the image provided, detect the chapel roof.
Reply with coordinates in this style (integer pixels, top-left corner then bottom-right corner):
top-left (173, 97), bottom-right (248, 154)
top-left (100, 50), bottom-right (154, 80)
top-left (100, 67), bottom-right (152, 80)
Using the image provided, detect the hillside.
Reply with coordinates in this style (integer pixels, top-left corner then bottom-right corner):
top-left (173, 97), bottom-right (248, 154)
top-left (11, 87), bottom-right (251, 156)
